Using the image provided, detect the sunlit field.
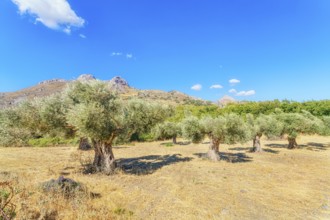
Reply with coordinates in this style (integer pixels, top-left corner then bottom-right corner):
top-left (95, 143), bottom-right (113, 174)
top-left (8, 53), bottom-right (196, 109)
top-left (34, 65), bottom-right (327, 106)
top-left (1, 135), bottom-right (329, 220)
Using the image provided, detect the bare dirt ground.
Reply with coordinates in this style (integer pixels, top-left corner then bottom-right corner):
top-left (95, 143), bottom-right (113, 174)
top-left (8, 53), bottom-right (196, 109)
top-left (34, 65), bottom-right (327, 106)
top-left (0, 135), bottom-right (329, 220)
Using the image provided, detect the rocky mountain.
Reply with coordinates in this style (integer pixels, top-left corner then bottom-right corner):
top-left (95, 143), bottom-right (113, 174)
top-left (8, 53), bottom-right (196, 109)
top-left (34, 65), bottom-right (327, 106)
top-left (77, 74), bottom-right (96, 82)
top-left (0, 74), bottom-right (211, 108)
top-left (218, 95), bottom-right (236, 107)
top-left (107, 76), bottom-right (131, 94)
top-left (0, 80), bottom-right (67, 108)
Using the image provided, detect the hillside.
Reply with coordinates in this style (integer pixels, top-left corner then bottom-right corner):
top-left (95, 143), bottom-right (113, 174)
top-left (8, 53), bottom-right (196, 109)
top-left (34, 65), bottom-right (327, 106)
top-left (0, 74), bottom-right (211, 108)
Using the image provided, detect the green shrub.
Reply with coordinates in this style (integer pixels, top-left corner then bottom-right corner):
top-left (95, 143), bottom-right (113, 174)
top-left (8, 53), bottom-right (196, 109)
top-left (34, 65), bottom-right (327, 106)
top-left (137, 133), bottom-right (155, 142)
top-left (163, 143), bottom-right (174, 147)
top-left (28, 137), bottom-right (79, 147)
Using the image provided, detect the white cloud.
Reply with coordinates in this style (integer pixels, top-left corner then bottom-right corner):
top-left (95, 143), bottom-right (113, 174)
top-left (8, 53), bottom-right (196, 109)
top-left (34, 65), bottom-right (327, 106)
top-left (191, 84), bottom-right (202, 91)
top-left (229, 79), bottom-right (240, 85)
top-left (126, 53), bottom-right (133, 59)
top-left (229, 89), bottom-right (237, 94)
top-left (236, 90), bottom-right (256, 96)
top-left (210, 84), bottom-right (223, 89)
top-left (12, 0), bottom-right (85, 34)
top-left (79, 34), bottom-right (86, 39)
top-left (111, 52), bottom-right (123, 56)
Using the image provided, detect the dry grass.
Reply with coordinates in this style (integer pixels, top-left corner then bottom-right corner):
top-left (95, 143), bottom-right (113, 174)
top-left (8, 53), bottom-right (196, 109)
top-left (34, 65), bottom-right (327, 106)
top-left (0, 135), bottom-right (330, 220)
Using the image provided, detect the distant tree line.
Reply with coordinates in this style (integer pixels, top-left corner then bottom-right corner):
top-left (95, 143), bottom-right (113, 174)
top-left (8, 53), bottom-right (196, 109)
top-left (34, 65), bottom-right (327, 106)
top-left (0, 82), bottom-right (329, 174)
top-left (221, 99), bottom-right (330, 116)
top-left (169, 100), bottom-right (330, 124)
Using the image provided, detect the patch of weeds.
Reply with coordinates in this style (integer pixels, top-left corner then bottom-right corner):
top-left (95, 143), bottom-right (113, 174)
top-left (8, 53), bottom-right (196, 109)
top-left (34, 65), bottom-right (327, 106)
top-left (114, 207), bottom-right (134, 216)
top-left (28, 137), bottom-right (79, 147)
top-left (161, 143), bottom-right (174, 147)
top-left (0, 182), bottom-right (17, 220)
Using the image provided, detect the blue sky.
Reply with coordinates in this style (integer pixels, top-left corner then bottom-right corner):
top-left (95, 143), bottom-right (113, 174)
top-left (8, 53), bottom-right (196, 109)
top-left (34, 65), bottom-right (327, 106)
top-left (1, 0), bottom-right (329, 102)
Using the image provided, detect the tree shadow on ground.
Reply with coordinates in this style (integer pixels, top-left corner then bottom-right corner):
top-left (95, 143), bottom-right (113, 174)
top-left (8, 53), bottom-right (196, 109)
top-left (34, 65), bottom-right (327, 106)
top-left (159, 141), bottom-right (190, 146)
top-left (266, 142), bottom-right (330, 151)
top-left (228, 147), bottom-right (251, 151)
top-left (262, 148), bottom-right (280, 154)
top-left (177, 141), bottom-right (191, 145)
top-left (229, 146), bottom-right (280, 154)
top-left (118, 154), bottom-right (193, 175)
top-left (265, 143), bottom-right (287, 149)
top-left (300, 142), bottom-right (330, 151)
top-left (160, 141), bottom-right (190, 146)
top-left (194, 152), bottom-right (253, 163)
top-left (113, 146), bottom-right (130, 149)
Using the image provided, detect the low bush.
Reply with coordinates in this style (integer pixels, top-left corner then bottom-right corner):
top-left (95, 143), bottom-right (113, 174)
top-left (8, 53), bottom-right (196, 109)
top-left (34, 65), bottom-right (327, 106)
top-left (28, 137), bottom-right (78, 147)
top-left (41, 176), bottom-right (87, 199)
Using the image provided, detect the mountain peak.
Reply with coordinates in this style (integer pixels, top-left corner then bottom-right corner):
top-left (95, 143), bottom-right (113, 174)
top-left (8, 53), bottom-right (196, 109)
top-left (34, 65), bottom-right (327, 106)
top-left (77, 74), bottom-right (96, 82)
top-left (108, 76), bottom-right (130, 93)
top-left (218, 95), bottom-right (236, 107)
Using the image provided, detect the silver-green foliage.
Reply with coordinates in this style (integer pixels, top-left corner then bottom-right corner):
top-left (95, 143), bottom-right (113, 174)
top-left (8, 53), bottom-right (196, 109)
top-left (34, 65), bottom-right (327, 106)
top-left (0, 93), bottom-right (72, 147)
top-left (181, 117), bottom-right (204, 143)
top-left (277, 111), bottom-right (323, 138)
top-left (0, 124), bottom-right (30, 147)
top-left (182, 113), bottom-right (250, 145)
top-left (321, 116), bottom-right (330, 135)
top-left (0, 103), bottom-right (38, 147)
top-left (201, 114), bottom-right (250, 145)
top-left (66, 81), bottom-right (170, 143)
top-left (36, 95), bottom-right (69, 137)
top-left (153, 121), bottom-right (181, 141)
top-left (247, 113), bottom-right (284, 139)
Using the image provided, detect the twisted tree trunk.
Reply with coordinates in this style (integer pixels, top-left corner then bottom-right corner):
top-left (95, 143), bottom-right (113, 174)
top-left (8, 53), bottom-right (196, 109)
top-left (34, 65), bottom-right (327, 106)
top-left (252, 134), bottom-right (262, 152)
top-left (172, 136), bottom-right (177, 144)
top-left (288, 137), bottom-right (298, 149)
top-left (92, 139), bottom-right (116, 175)
top-left (207, 138), bottom-right (220, 161)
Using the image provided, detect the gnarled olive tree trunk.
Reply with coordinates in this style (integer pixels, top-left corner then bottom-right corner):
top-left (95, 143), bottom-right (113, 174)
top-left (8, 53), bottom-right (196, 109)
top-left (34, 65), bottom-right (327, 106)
top-left (207, 138), bottom-right (220, 161)
top-left (172, 136), bottom-right (177, 144)
top-left (288, 137), bottom-right (298, 149)
top-left (252, 134), bottom-right (262, 152)
top-left (92, 139), bottom-right (116, 175)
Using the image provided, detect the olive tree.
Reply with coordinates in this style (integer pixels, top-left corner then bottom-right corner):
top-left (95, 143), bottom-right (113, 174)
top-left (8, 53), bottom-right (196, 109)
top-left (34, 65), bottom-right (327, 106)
top-left (0, 95), bottom-right (72, 147)
top-left (277, 111), bottom-right (323, 149)
top-left (247, 114), bottom-right (283, 152)
top-left (0, 108), bottom-right (24, 147)
top-left (153, 121), bottom-right (181, 144)
top-left (181, 116), bottom-right (204, 144)
top-left (182, 114), bottom-right (250, 161)
top-left (321, 116), bottom-right (330, 136)
top-left (36, 95), bottom-right (72, 138)
top-left (65, 81), bottom-right (169, 174)
top-left (0, 102), bottom-right (40, 147)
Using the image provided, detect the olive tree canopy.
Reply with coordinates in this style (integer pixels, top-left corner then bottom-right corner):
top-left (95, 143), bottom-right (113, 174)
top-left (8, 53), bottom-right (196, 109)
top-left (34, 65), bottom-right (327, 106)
top-left (153, 121), bottom-right (181, 144)
top-left (182, 114), bottom-right (250, 161)
top-left (276, 111), bottom-right (323, 149)
top-left (65, 81), bottom-right (170, 174)
top-left (247, 114), bottom-right (283, 152)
